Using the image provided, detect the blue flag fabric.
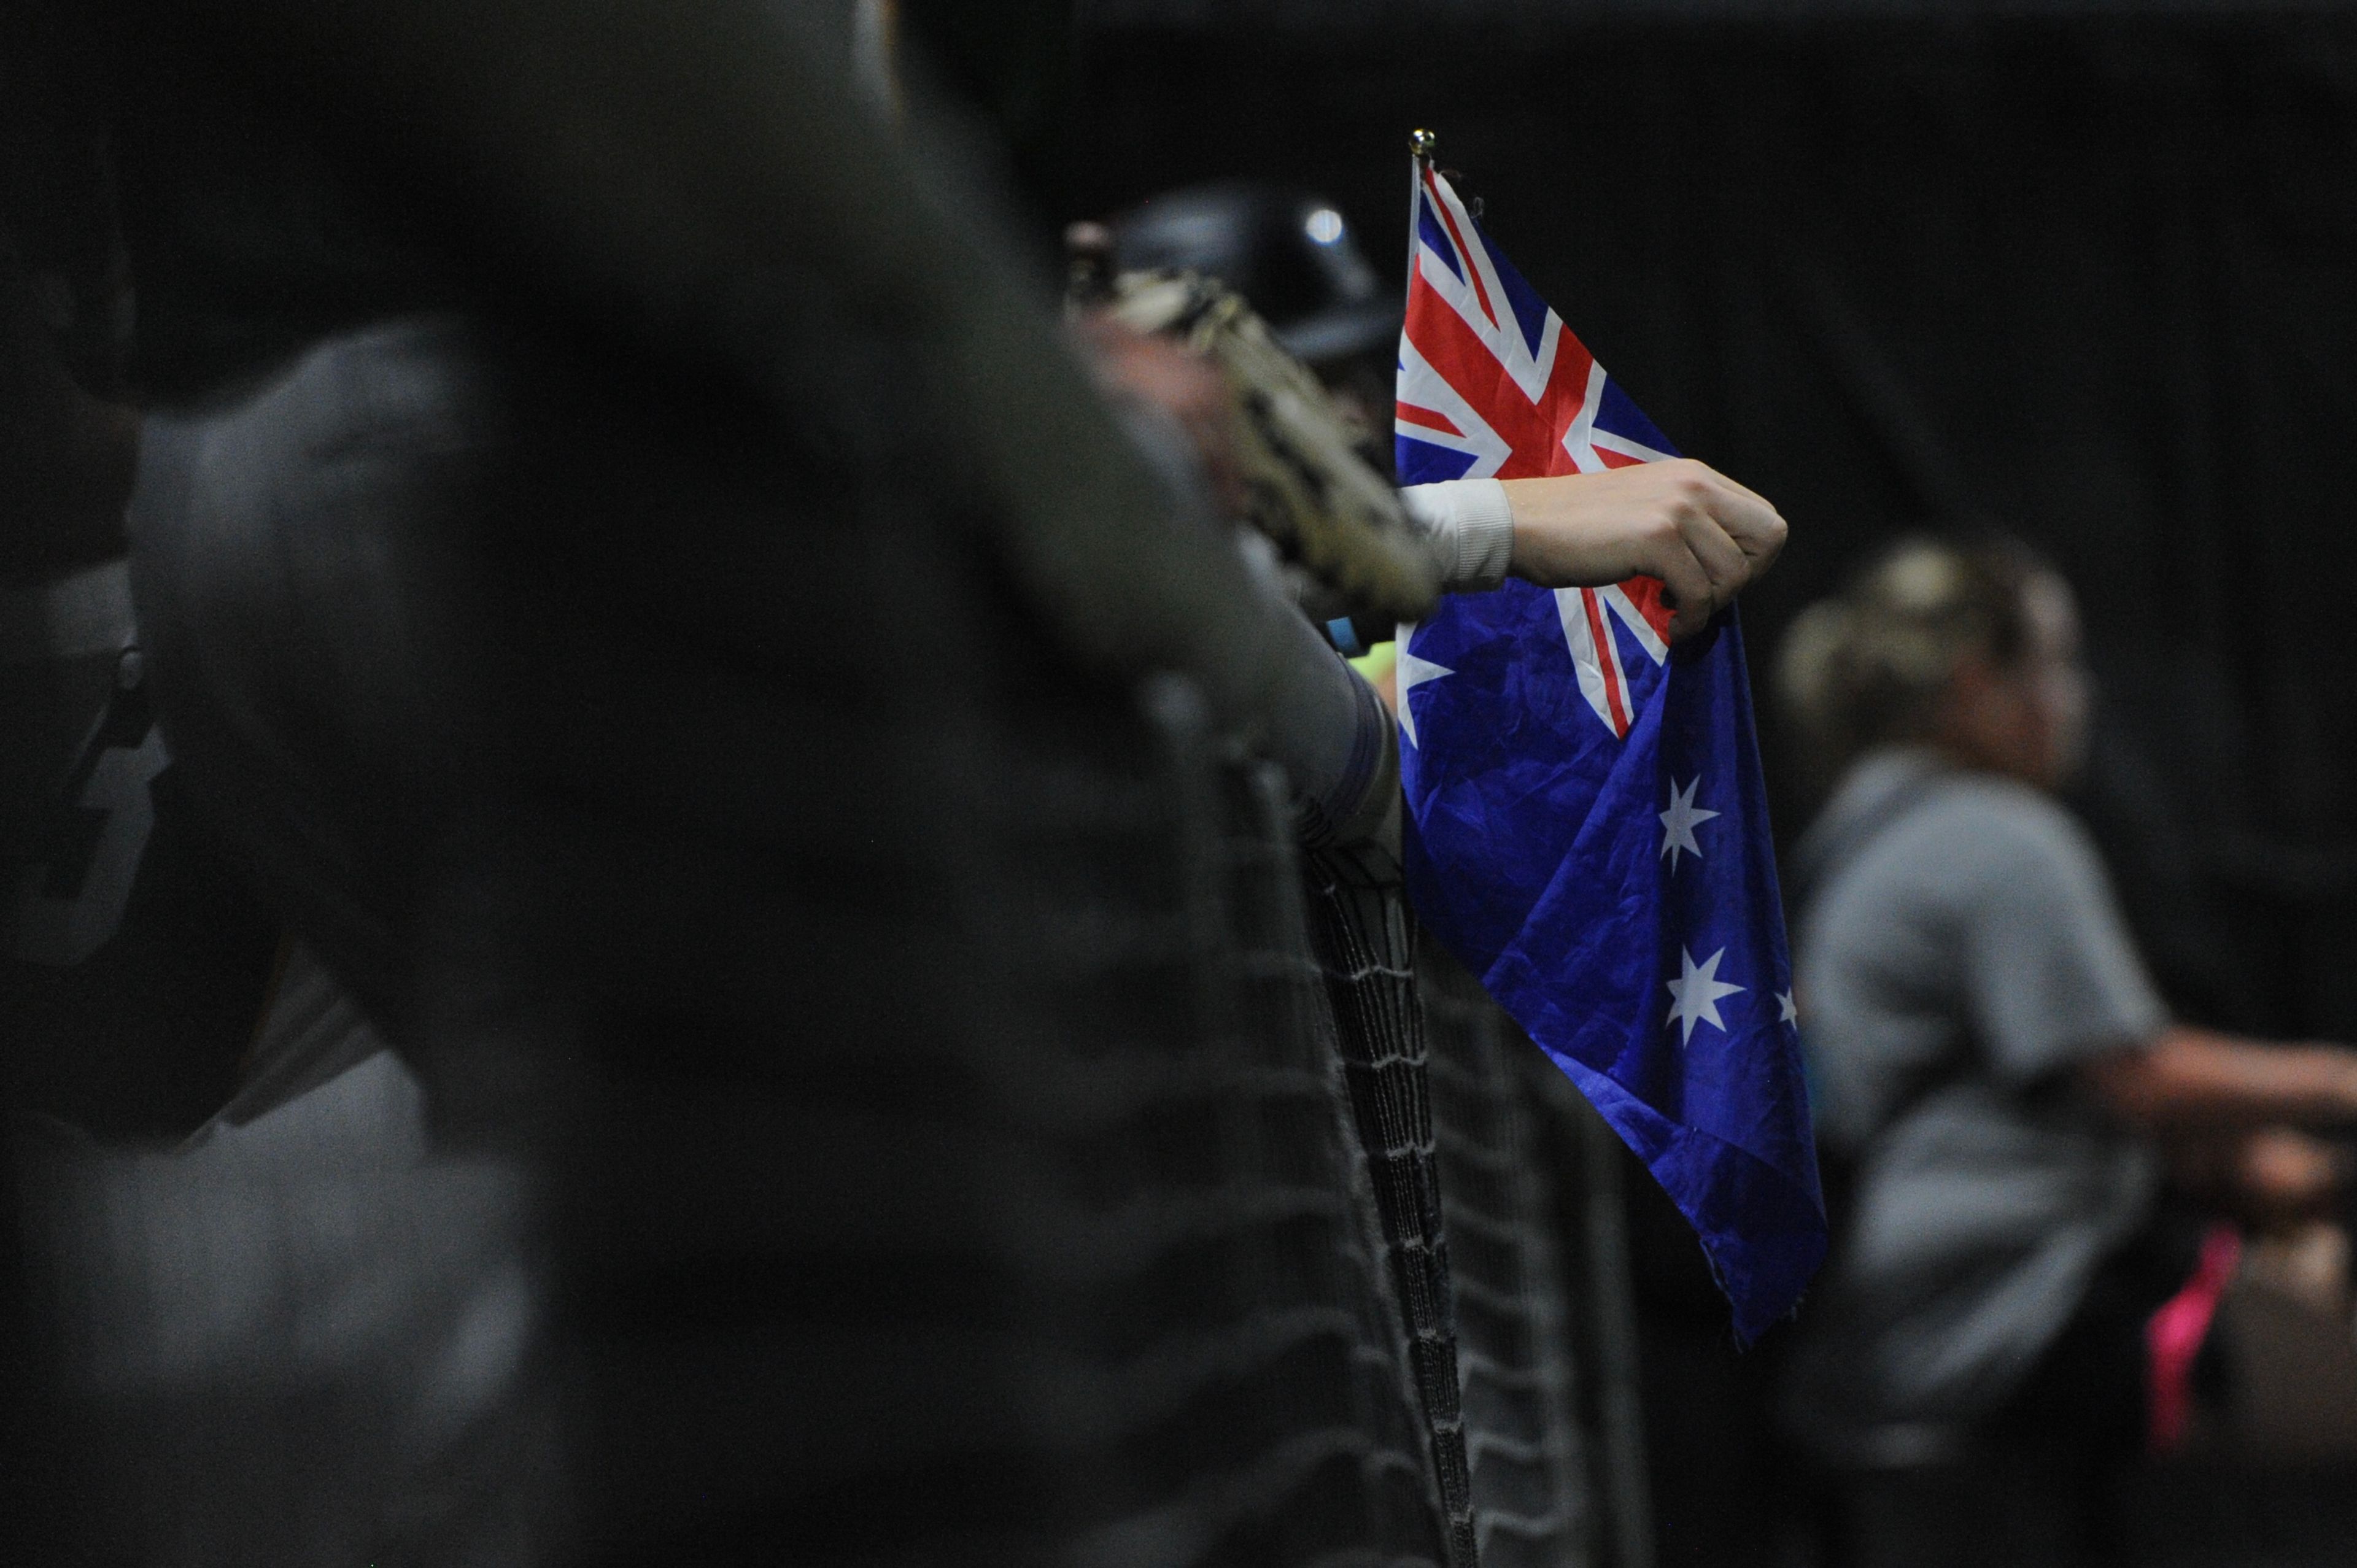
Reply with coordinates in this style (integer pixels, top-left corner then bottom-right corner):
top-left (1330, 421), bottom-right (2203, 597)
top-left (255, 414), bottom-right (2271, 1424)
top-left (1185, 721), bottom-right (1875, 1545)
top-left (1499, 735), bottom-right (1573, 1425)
top-left (1395, 161), bottom-right (1824, 1341)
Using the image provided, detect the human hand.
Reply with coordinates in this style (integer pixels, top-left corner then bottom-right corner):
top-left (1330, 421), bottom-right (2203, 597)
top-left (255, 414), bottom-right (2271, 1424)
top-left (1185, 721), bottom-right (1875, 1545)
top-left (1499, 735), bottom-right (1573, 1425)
top-left (1070, 309), bottom-right (1246, 518)
top-left (2238, 1127), bottom-right (2352, 1219)
top-left (1500, 460), bottom-right (1787, 641)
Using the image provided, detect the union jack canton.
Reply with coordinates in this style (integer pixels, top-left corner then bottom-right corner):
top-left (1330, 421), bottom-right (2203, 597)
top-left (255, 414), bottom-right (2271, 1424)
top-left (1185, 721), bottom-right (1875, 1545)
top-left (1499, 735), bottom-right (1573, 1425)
top-left (1395, 161), bottom-right (1823, 1340)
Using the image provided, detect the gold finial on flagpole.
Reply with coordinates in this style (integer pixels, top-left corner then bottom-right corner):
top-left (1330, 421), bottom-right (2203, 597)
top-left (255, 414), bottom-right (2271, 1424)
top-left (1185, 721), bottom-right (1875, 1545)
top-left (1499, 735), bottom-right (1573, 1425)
top-left (1407, 131), bottom-right (1436, 285)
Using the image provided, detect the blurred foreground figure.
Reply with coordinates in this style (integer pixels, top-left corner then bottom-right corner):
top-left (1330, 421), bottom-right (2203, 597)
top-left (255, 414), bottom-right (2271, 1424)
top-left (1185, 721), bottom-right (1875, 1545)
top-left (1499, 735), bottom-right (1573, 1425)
top-left (16, 2), bottom-right (1487, 1564)
top-left (1776, 539), bottom-right (2357, 1568)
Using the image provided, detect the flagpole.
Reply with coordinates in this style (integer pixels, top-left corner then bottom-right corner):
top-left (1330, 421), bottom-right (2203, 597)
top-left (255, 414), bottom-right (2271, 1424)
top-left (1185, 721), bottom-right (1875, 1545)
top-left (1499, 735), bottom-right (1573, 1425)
top-left (1398, 129), bottom-right (1437, 658)
top-left (1407, 128), bottom-right (1436, 288)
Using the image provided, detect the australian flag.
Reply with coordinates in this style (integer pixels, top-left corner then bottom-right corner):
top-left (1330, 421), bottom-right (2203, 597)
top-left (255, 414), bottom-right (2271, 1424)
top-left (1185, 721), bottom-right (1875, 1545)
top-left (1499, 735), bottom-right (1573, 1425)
top-left (1395, 160), bottom-right (1823, 1341)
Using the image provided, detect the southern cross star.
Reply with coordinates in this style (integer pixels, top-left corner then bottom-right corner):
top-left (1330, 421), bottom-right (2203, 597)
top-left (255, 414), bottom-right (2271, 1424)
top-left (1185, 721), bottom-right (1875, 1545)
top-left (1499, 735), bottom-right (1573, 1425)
top-left (1395, 624), bottom-right (1455, 750)
top-left (1665, 946), bottom-right (1745, 1046)
top-left (1658, 775), bottom-right (1720, 871)
top-left (1778, 991), bottom-right (1800, 1025)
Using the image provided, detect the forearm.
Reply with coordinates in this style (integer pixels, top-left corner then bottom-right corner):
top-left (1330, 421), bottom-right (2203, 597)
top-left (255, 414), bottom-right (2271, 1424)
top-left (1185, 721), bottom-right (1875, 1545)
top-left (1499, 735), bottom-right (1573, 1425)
top-left (1404, 463), bottom-right (1787, 638)
top-left (2089, 1025), bottom-right (2357, 1130)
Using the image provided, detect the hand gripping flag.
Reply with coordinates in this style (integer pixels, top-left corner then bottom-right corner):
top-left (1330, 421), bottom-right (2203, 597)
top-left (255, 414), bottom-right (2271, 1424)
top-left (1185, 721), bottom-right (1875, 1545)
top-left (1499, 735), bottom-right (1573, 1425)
top-left (1395, 157), bottom-right (1823, 1341)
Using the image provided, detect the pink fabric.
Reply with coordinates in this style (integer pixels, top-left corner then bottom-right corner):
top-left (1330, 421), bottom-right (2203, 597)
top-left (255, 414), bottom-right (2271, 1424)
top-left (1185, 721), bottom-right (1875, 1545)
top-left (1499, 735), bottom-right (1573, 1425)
top-left (2145, 1223), bottom-right (2242, 1456)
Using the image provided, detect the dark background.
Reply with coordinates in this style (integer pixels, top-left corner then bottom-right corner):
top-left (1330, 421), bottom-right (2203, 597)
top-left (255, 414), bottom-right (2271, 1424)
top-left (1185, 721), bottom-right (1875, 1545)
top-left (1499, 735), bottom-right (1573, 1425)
top-left (1062, 8), bottom-right (2357, 1051)
top-left (1051, 11), bottom-right (2357, 1560)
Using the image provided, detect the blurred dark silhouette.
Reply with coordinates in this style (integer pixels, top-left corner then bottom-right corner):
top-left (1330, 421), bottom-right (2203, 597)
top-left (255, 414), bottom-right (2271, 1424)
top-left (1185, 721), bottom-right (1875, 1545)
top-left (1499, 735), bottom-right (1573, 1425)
top-left (5, 4), bottom-right (1634, 1565)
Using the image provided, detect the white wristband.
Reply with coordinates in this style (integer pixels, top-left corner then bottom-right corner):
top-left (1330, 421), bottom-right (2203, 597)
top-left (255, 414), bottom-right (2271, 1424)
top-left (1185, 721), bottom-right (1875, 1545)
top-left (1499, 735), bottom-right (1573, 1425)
top-left (1400, 478), bottom-right (1515, 593)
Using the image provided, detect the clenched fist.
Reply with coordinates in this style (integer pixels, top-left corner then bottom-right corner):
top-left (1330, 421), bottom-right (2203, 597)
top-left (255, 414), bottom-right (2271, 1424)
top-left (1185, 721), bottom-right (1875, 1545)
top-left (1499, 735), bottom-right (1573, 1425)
top-left (1501, 458), bottom-right (1788, 642)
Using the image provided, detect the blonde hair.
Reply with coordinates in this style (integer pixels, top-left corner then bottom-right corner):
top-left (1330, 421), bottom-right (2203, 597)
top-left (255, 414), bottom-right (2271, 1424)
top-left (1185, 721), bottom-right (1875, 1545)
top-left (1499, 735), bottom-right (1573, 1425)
top-left (1776, 538), bottom-right (2042, 796)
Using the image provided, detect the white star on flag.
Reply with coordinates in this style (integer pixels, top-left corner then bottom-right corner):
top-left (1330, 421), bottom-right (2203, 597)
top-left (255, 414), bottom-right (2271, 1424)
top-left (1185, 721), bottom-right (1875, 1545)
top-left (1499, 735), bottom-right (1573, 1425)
top-left (1395, 623), bottom-right (1454, 750)
top-left (1778, 991), bottom-right (1800, 1025)
top-left (1665, 946), bottom-right (1745, 1046)
top-left (1658, 775), bottom-right (1720, 871)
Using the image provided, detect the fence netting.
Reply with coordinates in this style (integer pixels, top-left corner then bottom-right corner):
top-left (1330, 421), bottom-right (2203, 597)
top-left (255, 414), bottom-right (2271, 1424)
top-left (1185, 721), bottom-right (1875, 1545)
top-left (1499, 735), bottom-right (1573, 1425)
top-left (12, 657), bottom-right (1646, 1568)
